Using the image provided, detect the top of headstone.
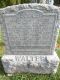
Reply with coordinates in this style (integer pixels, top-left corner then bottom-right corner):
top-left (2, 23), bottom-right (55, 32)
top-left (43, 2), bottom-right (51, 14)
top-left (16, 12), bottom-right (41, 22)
top-left (0, 3), bottom-right (59, 14)
top-left (0, 3), bottom-right (59, 55)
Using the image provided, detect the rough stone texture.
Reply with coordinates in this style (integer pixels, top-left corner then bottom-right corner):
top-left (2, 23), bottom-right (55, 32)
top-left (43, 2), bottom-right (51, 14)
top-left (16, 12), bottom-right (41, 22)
top-left (0, 4), bottom-right (59, 74)
top-left (2, 52), bottom-right (59, 74)
top-left (0, 4), bottom-right (59, 55)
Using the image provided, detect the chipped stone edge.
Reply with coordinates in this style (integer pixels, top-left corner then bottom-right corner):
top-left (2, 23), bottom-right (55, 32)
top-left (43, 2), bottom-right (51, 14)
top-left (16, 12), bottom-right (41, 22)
top-left (0, 3), bottom-right (59, 15)
top-left (1, 51), bottom-right (59, 74)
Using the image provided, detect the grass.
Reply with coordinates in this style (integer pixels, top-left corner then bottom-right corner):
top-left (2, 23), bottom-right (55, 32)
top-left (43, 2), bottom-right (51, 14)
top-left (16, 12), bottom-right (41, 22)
top-left (56, 49), bottom-right (60, 57)
top-left (57, 30), bottom-right (60, 45)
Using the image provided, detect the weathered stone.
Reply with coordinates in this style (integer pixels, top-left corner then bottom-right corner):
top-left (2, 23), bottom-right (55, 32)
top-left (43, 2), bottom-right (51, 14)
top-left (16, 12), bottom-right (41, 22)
top-left (1, 4), bottom-right (59, 74)
top-left (2, 52), bottom-right (59, 74)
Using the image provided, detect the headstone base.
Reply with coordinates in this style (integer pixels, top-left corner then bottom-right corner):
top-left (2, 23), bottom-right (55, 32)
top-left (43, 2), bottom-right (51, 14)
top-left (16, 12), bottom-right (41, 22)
top-left (1, 51), bottom-right (59, 74)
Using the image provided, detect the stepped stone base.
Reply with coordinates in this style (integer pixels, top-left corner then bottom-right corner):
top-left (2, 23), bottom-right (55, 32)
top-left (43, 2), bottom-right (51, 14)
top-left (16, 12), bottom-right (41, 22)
top-left (1, 51), bottom-right (59, 74)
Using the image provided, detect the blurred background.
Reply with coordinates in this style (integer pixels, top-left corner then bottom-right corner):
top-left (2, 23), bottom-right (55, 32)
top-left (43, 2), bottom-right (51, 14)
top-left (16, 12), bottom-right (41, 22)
top-left (0, 0), bottom-right (59, 8)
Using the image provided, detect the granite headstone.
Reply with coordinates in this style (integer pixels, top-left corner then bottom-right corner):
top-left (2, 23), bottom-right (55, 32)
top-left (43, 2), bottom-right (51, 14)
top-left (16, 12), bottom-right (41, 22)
top-left (1, 4), bottom-right (59, 74)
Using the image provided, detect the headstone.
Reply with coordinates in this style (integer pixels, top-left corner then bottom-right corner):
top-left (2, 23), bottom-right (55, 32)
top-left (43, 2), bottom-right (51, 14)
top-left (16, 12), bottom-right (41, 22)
top-left (1, 4), bottom-right (59, 74)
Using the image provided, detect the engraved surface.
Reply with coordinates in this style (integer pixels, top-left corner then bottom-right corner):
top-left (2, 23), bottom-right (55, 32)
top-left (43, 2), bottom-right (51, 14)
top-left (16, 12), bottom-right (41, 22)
top-left (4, 9), bottom-right (56, 55)
top-left (2, 52), bottom-right (59, 74)
top-left (1, 4), bottom-right (59, 74)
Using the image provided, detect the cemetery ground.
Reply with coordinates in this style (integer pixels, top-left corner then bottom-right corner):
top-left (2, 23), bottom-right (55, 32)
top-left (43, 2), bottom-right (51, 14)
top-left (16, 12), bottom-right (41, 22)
top-left (0, 30), bottom-right (60, 80)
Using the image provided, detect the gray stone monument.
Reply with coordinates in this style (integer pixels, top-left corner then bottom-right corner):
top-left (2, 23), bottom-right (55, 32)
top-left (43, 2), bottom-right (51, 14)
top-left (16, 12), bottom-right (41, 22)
top-left (1, 3), bottom-right (59, 74)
